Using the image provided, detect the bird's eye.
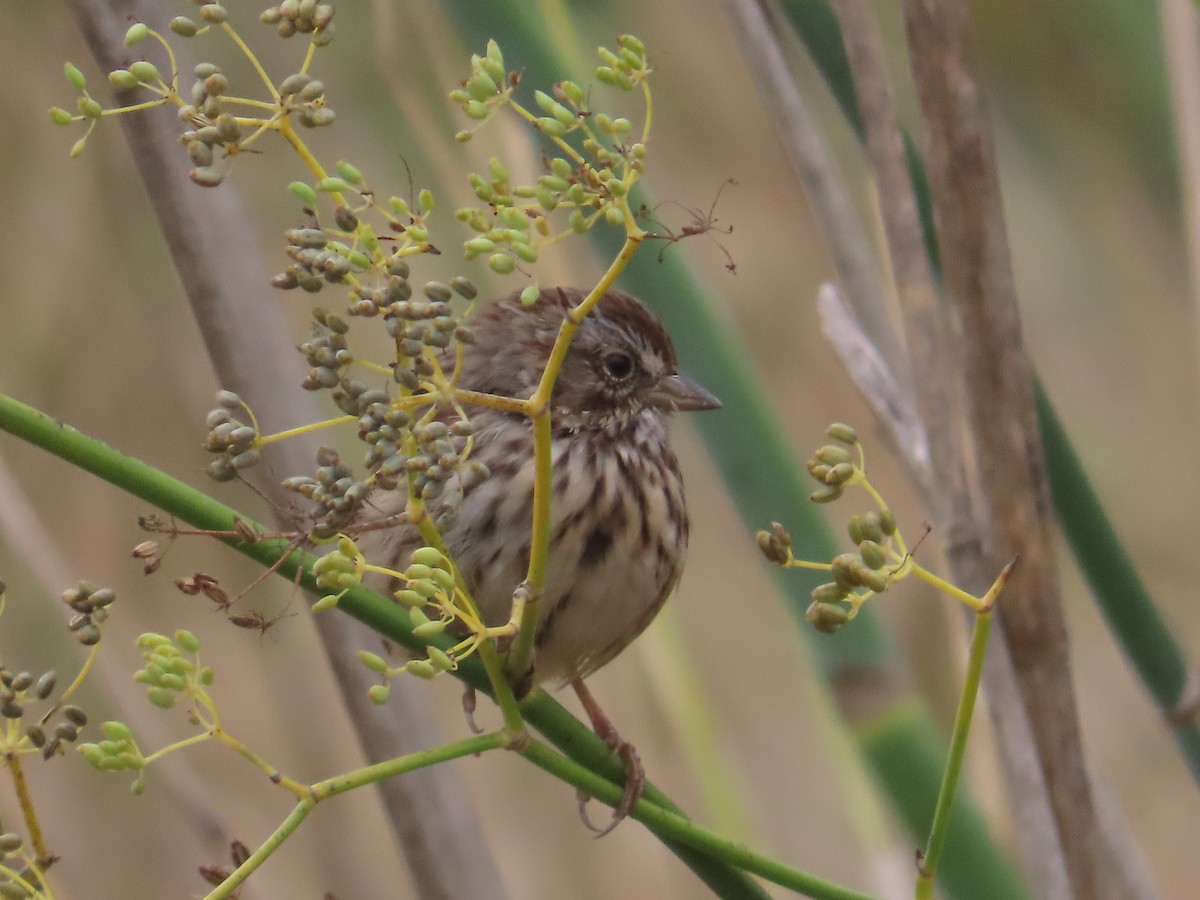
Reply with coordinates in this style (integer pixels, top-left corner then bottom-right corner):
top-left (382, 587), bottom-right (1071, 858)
top-left (602, 352), bottom-right (635, 381)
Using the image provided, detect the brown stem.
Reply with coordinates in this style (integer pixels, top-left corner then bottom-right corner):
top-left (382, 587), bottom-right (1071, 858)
top-left (7, 753), bottom-right (50, 867)
top-left (899, 0), bottom-right (1103, 895)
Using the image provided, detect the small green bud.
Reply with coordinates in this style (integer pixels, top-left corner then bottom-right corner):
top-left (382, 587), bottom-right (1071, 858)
top-left (129, 60), bottom-right (160, 83)
top-left (862, 569), bottom-right (889, 594)
top-left (467, 72), bottom-right (499, 102)
top-left (288, 181), bottom-right (318, 204)
top-left (825, 463), bottom-right (856, 484)
top-left (559, 80), bottom-right (584, 106)
top-left (49, 106), bottom-right (75, 126)
top-left (393, 589), bottom-right (425, 607)
top-left (311, 594), bottom-right (339, 613)
top-left (367, 684), bottom-right (390, 705)
top-left (512, 242), bottom-right (537, 263)
top-left (125, 23), bottom-right (149, 45)
top-left (65, 62), bottom-right (87, 91)
top-left (570, 209), bottom-right (588, 234)
top-left (619, 34), bottom-right (646, 56)
top-left (755, 530), bottom-right (789, 565)
top-left (146, 688), bottom-right (175, 710)
top-left (77, 97), bottom-right (103, 119)
top-left (426, 646), bottom-right (455, 671)
top-left (102, 720), bottom-right (133, 741)
top-left (810, 582), bottom-right (848, 604)
top-left (847, 515), bottom-right (864, 545)
top-left (879, 507), bottom-right (897, 536)
top-left (488, 253), bottom-right (515, 275)
top-left (109, 69), bottom-right (140, 89)
top-left (199, 667), bottom-right (215, 685)
top-left (815, 444), bottom-right (853, 467)
top-left (859, 511), bottom-right (884, 543)
top-left (806, 600), bottom-right (849, 634)
top-left (827, 423), bottom-right (859, 445)
top-left (406, 660), bottom-right (437, 679)
top-left (418, 189), bottom-right (434, 212)
top-left (412, 619), bottom-right (448, 640)
top-left (410, 547), bottom-right (445, 568)
top-left (169, 16), bottom-right (199, 37)
top-left (859, 540), bottom-right (887, 570)
top-left (519, 284), bottom-right (540, 307)
top-left (335, 160), bottom-right (363, 184)
top-left (131, 777), bottom-right (146, 796)
top-left (604, 206), bottom-right (624, 227)
top-left (317, 176), bottom-right (349, 193)
top-left (536, 117), bottom-right (568, 138)
top-left (358, 651), bottom-right (389, 674)
top-left (174, 630), bottom-right (200, 653)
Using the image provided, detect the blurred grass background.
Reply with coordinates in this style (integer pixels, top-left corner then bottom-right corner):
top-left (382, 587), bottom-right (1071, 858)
top-left (0, 0), bottom-right (1197, 897)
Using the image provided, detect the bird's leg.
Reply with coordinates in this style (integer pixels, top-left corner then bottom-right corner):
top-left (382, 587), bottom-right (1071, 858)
top-left (571, 677), bottom-right (644, 837)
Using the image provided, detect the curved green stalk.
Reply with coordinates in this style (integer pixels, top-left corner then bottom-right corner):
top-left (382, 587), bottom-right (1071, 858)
top-left (0, 392), bottom-right (784, 899)
top-left (520, 738), bottom-right (879, 900)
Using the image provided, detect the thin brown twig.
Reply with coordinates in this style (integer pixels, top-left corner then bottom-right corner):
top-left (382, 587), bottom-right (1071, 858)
top-left (829, 2), bottom-right (1079, 893)
top-left (899, 1), bottom-right (1104, 896)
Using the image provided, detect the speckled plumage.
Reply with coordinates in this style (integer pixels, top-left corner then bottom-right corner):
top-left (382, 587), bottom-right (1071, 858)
top-left (361, 286), bottom-right (718, 687)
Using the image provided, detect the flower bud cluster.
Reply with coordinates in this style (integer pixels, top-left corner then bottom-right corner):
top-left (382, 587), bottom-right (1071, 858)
top-left (805, 431), bottom-right (860, 503)
top-left (260, 1), bottom-right (336, 45)
top-left (78, 720), bottom-right (143, 778)
top-left (0, 828), bottom-right (45, 897)
top-left (0, 580), bottom-right (111, 767)
top-left (203, 390), bottom-right (261, 482)
top-left (284, 448), bottom-right (370, 538)
top-left (0, 667), bottom-right (87, 763)
top-left (449, 40), bottom-right (510, 127)
top-left (311, 536), bottom-right (362, 606)
top-left (759, 424), bottom-right (911, 634)
top-left (360, 546), bottom-right (461, 702)
top-left (595, 34), bottom-right (649, 92)
top-left (62, 580), bottom-right (116, 647)
top-left (132, 630), bottom-right (211, 712)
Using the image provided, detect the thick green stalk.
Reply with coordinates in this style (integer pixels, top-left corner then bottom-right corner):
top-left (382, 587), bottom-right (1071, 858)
top-left (917, 563), bottom-right (1010, 898)
top-left (520, 738), bottom-right (879, 900)
top-left (0, 392), bottom-right (773, 899)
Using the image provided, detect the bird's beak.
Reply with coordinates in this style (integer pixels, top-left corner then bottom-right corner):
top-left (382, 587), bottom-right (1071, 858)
top-left (648, 373), bottom-right (722, 412)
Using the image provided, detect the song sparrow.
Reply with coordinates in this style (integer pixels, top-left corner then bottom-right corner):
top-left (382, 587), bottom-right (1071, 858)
top-left (360, 285), bottom-right (720, 829)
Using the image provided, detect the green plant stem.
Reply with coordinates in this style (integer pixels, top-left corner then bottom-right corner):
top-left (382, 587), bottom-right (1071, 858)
top-left (916, 565), bottom-right (1006, 899)
top-left (0, 392), bottom-right (773, 899)
top-left (507, 231), bottom-right (643, 682)
top-left (205, 729), bottom-right (497, 900)
top-left (519, 738), bottom-right (879, 900)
